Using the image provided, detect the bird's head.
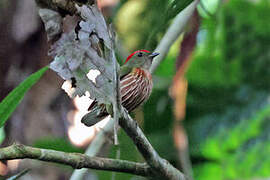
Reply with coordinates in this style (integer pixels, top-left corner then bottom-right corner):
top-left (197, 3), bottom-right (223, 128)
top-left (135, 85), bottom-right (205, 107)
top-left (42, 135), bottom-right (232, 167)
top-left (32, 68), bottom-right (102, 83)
top-left (124, 50), bottom-right (159, 70)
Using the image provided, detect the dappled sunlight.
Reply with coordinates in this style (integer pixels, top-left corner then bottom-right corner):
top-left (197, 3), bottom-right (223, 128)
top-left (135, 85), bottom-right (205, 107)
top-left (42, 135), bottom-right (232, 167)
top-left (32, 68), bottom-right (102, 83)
top-left (0, 162), bottom-right (7, 176)
top-left (66, 71), bottom-right (110, 147)
top-left (7, 160), bottom-right (20, 172)
top-left (97, 0), bottom-right (118, 8)
top-left (0, 159), bottom-right (21, 176)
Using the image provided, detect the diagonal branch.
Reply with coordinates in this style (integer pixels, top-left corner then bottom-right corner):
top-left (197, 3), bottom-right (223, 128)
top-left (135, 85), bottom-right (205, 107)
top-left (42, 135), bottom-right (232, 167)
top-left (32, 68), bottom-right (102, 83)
top-left (119, 107), bottom-right (186, 180)
top-left (0, 144), bottom-right (153, 177)
top-left (150, 0), bottom-right (199, 74)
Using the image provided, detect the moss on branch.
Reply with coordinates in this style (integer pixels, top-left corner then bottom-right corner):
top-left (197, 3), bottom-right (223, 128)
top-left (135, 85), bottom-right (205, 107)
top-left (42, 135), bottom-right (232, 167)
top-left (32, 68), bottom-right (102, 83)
top-left (0, 144), bottom-right (152, 177)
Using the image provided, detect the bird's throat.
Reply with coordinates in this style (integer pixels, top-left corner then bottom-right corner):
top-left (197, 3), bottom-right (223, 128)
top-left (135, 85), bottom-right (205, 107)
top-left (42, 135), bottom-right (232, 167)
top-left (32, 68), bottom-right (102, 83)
top-left (131, 68), bottom-right (152, 81)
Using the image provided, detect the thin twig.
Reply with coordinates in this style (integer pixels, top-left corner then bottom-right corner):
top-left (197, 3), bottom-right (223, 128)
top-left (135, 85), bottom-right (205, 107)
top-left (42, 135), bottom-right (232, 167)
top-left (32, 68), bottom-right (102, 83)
top-left (0, 144), bottom-right (152, 177)
top-left (112, 50), bottom-right (120, 145)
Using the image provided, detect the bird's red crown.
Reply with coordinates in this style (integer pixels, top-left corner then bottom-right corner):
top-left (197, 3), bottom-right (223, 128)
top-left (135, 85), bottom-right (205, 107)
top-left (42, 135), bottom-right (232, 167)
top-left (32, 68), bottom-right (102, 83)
top-left (124, 50), bottom-right (150, 64)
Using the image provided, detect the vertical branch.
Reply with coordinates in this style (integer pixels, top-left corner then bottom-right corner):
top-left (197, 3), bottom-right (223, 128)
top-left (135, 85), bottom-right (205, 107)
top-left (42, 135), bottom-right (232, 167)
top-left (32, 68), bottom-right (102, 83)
top-left (112, 50), bottom-right (120, 145)
top-left (110, 24), bottom-right (121, 145)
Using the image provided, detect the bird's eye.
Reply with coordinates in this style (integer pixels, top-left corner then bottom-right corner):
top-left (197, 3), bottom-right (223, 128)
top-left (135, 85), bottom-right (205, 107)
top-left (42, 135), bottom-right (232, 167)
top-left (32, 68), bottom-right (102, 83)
top-left (138, 52), bottom-right (143, 57)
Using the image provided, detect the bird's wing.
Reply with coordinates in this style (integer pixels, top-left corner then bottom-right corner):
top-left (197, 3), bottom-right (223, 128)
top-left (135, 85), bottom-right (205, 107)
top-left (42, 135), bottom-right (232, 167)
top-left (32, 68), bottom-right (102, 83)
top-left (88, 99), bottom-right (97, 111)
top-left (87, 65), bottom-right (131, 111)
top-left (120, 65), bottom-right (132, 79)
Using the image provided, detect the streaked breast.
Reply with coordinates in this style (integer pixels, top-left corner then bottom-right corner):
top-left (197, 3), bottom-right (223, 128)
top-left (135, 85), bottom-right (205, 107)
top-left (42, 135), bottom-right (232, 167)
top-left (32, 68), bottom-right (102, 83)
top-left (120, 68), bottom-right (153, 112)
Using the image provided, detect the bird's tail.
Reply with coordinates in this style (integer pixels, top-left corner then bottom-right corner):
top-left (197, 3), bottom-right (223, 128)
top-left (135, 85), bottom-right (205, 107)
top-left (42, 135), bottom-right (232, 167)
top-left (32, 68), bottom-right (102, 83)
top-left (81, 105), bottom-right (108, 127)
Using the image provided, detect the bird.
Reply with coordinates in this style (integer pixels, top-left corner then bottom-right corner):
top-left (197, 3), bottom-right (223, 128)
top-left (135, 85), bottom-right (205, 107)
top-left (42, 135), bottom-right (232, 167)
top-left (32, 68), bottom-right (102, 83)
top-left (81, 50), bottom-right (159, 126)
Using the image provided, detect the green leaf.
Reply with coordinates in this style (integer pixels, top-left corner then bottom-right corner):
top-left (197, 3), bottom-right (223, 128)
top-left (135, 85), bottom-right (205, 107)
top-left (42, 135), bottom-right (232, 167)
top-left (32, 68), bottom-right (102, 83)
top-left (0, 66), bottom-right (48, 127)
top-left (0, 127), bottom-right (5, 145)
top-left (7, 169), bottom-right (30, 180)
top-left (197, 0), bottom-right (219, 18)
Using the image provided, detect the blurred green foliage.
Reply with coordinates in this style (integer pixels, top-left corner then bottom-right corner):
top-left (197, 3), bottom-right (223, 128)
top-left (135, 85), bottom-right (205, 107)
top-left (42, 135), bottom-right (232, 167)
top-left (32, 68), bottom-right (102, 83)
top-left (114, 0), bottom-right (270, 179)
top-left (197, 0), bottom-right (219, 18)
top-left (115, 0), bottom-right (193, 50)
top-left (185, 0), bottom-right (270, 179)
top-left (33, 137), bottom-right (83, 153)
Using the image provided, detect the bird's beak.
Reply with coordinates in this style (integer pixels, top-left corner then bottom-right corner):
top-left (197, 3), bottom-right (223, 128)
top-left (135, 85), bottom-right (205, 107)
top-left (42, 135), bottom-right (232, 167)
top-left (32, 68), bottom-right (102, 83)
top-left (149, 52), bottom-right (160, 58)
